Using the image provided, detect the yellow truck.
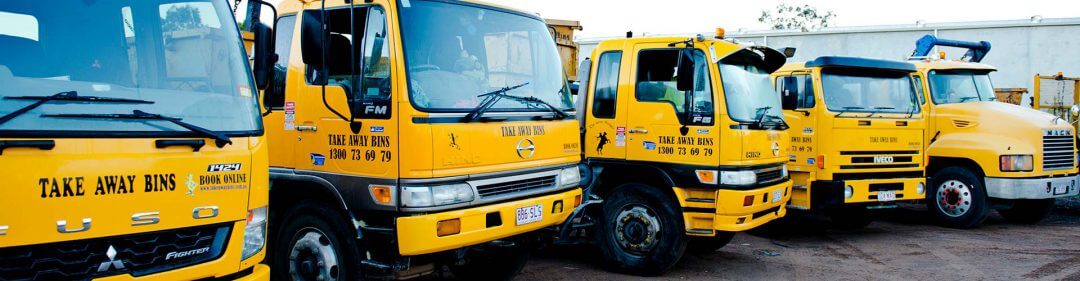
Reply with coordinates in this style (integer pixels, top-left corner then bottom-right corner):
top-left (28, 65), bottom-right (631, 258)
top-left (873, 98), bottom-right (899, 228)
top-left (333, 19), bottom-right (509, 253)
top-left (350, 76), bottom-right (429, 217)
top-left (910, 35), bottom-right (1079, 228)
top-left (255, 0), bottom-right (582, 279)
top-left (0, 0), bottom-right (270, 280)
top-left (573, 31), bottom-right (791, 275)
top-left (773, 57), bottom-right (926, 228)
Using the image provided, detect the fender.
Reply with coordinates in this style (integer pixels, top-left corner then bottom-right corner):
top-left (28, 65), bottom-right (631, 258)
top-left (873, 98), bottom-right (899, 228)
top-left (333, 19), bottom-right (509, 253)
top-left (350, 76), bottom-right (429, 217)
top-left (927, 131), bottom-right (1036, 177)
top-left (268, 167), bottom-right (350, 212)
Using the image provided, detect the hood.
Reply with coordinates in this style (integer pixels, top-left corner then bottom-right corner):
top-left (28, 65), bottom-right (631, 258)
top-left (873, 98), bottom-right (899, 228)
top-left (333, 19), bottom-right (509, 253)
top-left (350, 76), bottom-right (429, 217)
top-left (429, 119), bottom-right (580, 176)
top-left (934, 101), bottom-right (1073, 132)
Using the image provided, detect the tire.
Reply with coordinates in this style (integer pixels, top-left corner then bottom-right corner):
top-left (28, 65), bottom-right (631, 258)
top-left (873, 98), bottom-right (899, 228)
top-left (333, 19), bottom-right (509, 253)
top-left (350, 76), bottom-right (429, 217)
top-left (595, 183), bottom-right (686, 276)
top-left (449, 238), bottom-right (531, 281)
top-left (927, 167), bottom-right (991, 229)
top-left (826, 207), bottom-right (873, 229)
top-left (686, 231), bottom-right (735, 255)
top-left (998, 199), bottom-right (1055, 224)
top-left (271, 201), bottom-right (363, 281)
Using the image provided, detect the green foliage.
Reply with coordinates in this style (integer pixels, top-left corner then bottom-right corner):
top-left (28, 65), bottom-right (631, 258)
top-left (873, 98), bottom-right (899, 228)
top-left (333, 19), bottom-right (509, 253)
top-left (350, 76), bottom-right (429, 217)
top-left (758, 4), bottom-right (836, 32)
top-left (162, 4), bottom-right (206, 32)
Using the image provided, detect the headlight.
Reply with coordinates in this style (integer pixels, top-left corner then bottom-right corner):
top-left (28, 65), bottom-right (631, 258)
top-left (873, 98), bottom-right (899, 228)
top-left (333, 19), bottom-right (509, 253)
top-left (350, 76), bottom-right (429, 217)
top-left (844, 185), bottom-right (854, 199)
top-left (917, 182), bottom-right (926, 195)
top-left (720, 170), bottom-right (756, 186)
top-left (999, 155), bottom-right (1033, 172)
top-left (401, 183), bottom-right (474, 208)
top-left (559, 167), bottom-right (581, 188)
top-left (241, 206), bottom-right (267, 260)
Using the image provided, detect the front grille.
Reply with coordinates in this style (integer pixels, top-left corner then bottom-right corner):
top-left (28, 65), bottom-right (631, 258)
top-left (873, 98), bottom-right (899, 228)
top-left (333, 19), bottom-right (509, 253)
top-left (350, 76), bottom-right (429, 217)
top-left (838, 150), bottom-right (920, 170)
top-left (755, 166), bottom-right (785, 184)
top-left (869, 183), bottom-right (904, 192)
top-left (476, 175), bottom-right (557, 198)
top-left (0, 224), bottom-right (230, 280)
top-left (1042, 134), bottom-right (1075, 171)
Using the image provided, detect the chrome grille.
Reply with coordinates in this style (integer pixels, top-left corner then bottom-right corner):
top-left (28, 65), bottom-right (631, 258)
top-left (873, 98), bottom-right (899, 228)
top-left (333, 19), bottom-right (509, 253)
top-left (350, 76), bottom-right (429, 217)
top-left (756, 167), bottom-right (785, 184)
top-left (1042, 134), bottom-right (1075, 171)
top-left (0, 224), bottom-right (229, 280)
top-left (476, 175), bottom-right (557, 198)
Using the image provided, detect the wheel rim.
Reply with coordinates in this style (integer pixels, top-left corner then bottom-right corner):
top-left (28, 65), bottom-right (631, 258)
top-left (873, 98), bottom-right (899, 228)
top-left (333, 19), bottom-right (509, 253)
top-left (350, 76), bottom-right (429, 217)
top-left (289, 227), bottom-right (340, 281)
top-left (936, 179), bottom-right (973, 218)
top-left (612, 204), bottom-right (662, 256)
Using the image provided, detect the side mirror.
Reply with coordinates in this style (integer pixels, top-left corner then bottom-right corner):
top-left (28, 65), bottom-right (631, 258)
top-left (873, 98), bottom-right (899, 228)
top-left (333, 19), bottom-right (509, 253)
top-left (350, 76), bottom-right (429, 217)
top-left (780, 77), bottom-right (798, 110)
top-left (301, 10), bottom-right (327, 80)
top-left (252, 22), bottom-right (277, 90)
top-left (676, 49), bottom-right (695, 92)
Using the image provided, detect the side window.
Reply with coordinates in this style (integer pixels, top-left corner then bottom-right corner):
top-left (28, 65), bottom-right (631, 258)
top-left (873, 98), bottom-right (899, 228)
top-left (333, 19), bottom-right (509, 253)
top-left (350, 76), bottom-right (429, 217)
top-left (779, 75), bottom-right (815, 109)
top-left (635, 49), bottom-right (713, 124)
top-left (301, 6), bottom-right (391, 119)
top-left (359, 7), bottom-right (389, 101)
top-left (264, 15), bottom-right (297, 109)
top-left (912, 75), bottom-right (926, 105)
top-left (592, 51), bottom-right (621, 118)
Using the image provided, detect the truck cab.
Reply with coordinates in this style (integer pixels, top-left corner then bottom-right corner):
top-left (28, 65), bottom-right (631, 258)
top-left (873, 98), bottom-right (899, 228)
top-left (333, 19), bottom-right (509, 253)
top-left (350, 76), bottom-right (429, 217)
top-left (0, 1), bottom-right (269, 280)
top-left (773, 57), bottom-right (927, 227)
top-left (575, 33), bottom-right (791, 275)
top-left (257, 0), bottom-right (582, 279)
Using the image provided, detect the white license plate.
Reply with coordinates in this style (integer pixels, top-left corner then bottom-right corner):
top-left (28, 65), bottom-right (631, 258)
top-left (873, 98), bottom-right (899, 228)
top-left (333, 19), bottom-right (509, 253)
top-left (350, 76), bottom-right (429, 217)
top-left (772, 189), bottom-right (784, 203)
top-left (877, 191), bottom-right (897, 202)
top-left (515, 204), bottom-right (543, 226)
top-left (1053, 184), bottom-right (1069, 195)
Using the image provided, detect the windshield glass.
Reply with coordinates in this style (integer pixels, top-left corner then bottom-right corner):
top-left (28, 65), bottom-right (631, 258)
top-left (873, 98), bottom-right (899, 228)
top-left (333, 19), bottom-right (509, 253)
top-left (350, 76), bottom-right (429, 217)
top-left (928, 70), bottom-right (996, 104)
top-left (399, 0), bottom-right (572, 112)
top-left (718, 50), bottom-right (783, 123)
top-left (821, 68), bottom-right (920, 114)
top-left (0, 0), bottom-right (259, 136)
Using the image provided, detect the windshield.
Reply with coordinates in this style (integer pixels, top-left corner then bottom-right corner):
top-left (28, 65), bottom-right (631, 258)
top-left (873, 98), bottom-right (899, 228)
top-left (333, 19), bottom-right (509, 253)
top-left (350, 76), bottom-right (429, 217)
top-left (928, 70), bottom-right (996, 104)
top-left (718, 51), bottom-right (783, 123)
top-left (821, 68), bottom-right (920, 114)
top-left (0, 0), bottom-right (260, 136)
top-left (399, 0), bottom-right (572, 112)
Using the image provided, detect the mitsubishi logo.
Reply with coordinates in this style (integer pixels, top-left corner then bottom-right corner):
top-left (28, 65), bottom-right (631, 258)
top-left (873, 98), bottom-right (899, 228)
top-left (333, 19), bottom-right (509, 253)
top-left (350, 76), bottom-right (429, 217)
top-left (97, 245), bottom-right (125, 272)
top-left (516, 139), bottom-right (536, 159)
top-left (771, 142), bottom-right (781, 157)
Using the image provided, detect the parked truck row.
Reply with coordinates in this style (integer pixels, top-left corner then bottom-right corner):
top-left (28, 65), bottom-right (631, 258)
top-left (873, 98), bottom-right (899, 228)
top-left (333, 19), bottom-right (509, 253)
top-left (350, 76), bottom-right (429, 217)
top-left (0, 0), bottom-right (1076, 280)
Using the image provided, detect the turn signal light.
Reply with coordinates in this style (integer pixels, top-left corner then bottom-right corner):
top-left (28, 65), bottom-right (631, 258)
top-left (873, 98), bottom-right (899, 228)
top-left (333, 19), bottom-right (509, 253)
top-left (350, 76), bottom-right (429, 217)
top-left (436, 219), bottom-right (460, 237)
top-left (816, 155), bottom-right (825, 169)
top-left (938, 51), bottom-right (946, 59)
top-left (573, 194), bottom-right (582, 207)
top-left (369, 185), bottom-right (393, 205)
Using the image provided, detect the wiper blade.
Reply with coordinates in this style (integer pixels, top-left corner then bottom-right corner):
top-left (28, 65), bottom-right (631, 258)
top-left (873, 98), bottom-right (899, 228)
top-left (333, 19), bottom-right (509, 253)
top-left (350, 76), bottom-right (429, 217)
top-left (752, 106), bottom-right (772, 128)
top-left (834, 106), bottom-right (865, 117)
top-left (464, 82), bottom-right (530, 122)
top-left (493, 94), bottom-right (569, 120)
top-left (867, 107), bottom-right (895, 118)
top-left (42, 110), bottom-right (232, 147)
top-left (0, 91), bottom-right (154, 126)
top-left (958, 96), bottom-right (980, 102)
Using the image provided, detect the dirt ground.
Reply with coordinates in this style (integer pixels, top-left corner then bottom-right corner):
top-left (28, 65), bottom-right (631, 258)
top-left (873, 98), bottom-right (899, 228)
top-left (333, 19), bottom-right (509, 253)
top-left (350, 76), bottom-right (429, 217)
top-left (515, 204), bottom-right (1080, 281)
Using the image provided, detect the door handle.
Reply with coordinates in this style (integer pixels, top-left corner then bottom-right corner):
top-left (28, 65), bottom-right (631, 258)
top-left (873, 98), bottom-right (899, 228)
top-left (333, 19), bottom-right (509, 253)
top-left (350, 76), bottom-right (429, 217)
top-left (296, 125), bottom-right (318, 132)
top-left (628, 129), bottom-right (648, 134)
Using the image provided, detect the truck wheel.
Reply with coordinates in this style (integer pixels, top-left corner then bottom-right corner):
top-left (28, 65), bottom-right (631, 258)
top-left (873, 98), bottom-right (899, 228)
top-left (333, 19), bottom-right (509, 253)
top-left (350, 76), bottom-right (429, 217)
top-left (827, 207), bottom-right (873, 229)
top-left (596, 183), bottom-right (686, 276)
top-left (686, 231), bottom-right (735, 255)
top-left (449, 238), bottom-right (530, 281)
top-left (927, 167), bottom-right (990, 229)
top-left (271, 202), bottom-right (363, 281)
top-left (998, 199), bottom-right (1055, 224)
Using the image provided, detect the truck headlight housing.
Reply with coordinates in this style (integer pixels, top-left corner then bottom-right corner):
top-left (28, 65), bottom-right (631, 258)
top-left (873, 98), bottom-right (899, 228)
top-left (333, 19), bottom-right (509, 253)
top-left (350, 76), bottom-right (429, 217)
top-left (241, 206), bottom-right (267, 260)
top-left (999, 155), bottom-right (1033, 172)
top-left (720, 170), bottom-right (757, 186)
top-left (559, 167), bottom-right (581, 188)
top-left (401, 183), bottom-right (475, 208)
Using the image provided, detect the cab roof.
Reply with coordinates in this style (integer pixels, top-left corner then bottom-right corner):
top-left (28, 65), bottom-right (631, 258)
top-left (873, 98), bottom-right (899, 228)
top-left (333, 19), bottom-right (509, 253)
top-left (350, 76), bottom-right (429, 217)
top-left (592, 37), bottom-right (786, 72)
top-left (910, 60), bottom-right (998, 72)
top-left (803, 56), bottom-right (917, 72)
top-left (278, 0), bottom-right (541, 20)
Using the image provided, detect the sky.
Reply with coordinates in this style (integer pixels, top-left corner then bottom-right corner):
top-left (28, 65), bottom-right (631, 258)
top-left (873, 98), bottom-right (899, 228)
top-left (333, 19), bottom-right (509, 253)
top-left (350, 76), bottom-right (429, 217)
top-left (247, 0), bottom-right (1079, 38)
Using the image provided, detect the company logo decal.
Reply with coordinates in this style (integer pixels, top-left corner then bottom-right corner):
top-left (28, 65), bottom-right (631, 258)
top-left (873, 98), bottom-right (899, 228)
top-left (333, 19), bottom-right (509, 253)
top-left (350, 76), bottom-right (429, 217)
top-left (165, 246), bottom-right (210, 261)
top-left (643, 141), bottom-right (657, 150)
top-left (97, 245), bottom-right (125, 272)
top-left (595, 132), bottom-right (609, 154)
top-left (1044, 129), bottom-right (1072, 137)
top-left (39, 174), bottom-right (176, 198)
top-left (311, 153), bottom-right (326, 166)
top-left (771, 142), bottom-right (781, 157)
top-left (186, 174), bottom-right (198, 196)
top-left (207, 163), bottom-right (242, 172)
top-left (370, 126), bottom-right (384, 133)
top-left (516, 139), bottom-right (536, 159)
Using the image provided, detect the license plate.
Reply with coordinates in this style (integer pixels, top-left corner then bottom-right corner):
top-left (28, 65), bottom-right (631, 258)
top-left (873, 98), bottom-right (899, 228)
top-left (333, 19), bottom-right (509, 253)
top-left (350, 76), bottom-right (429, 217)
top-left (1053, 184), bottom-right (1069, 195)
top-left (515, 204), bottom-right (543, 226)
top-left (771, 189), bottom-right (784, 203)
top-left (877, 191), bottom-right (896, 202)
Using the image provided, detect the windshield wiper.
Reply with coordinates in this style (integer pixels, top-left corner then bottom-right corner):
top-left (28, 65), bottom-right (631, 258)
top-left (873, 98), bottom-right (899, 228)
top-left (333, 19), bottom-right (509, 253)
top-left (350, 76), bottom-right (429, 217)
top-left (464, 82), bottom-right (531, 122)
top-left (488, 93), bottom-right (569, 120)
top-left (42, 110), bottom-right (232, 147)
top-left (958, 96), bottom-right (980, 102)
top-left (751, 106), bottom-right (772, 128)
top-left (834, 106), bottom-right (865, 117)
top-left (0, 91), bottom-right (154, 126)
top-left (867, 107), bottom-right (896, 118)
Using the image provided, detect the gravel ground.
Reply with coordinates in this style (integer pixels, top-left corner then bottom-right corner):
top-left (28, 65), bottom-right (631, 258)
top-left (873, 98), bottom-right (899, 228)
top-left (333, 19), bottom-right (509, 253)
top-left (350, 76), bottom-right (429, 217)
top-left (513, 205), bottom-right (1080, 281)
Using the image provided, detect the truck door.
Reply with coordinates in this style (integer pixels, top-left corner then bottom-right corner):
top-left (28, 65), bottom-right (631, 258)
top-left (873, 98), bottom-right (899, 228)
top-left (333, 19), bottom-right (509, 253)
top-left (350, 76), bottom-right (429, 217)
top-left (778, 72), bottom-right (818, 171)
top-left (583, 51), bottom-right (629, 159)
top-left (295, 6), bottom-right (397, 179)
top-left (625, 44), bottom-right (718, 166)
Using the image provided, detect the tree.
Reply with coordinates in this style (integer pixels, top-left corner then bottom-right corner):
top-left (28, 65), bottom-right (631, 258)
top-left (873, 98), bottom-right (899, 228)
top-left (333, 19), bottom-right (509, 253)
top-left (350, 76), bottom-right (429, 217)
top-left (758, 4), bottom-right (836, 32)
top-left (162, 4), bottom-right (205, 32)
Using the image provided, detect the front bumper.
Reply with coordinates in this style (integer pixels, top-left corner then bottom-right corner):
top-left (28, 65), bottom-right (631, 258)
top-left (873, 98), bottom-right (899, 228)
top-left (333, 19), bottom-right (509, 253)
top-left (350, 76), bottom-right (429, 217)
top-left (985, 175), bottom-right (1079, 199)
top-left (679, 179), bottom-right (792, 234)
top-left (232, 264), bottom-right (270, 281)
top-left (395, 188), bottom-right (581, 256)
top-left (802, 177), bottom-right (925, 209)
